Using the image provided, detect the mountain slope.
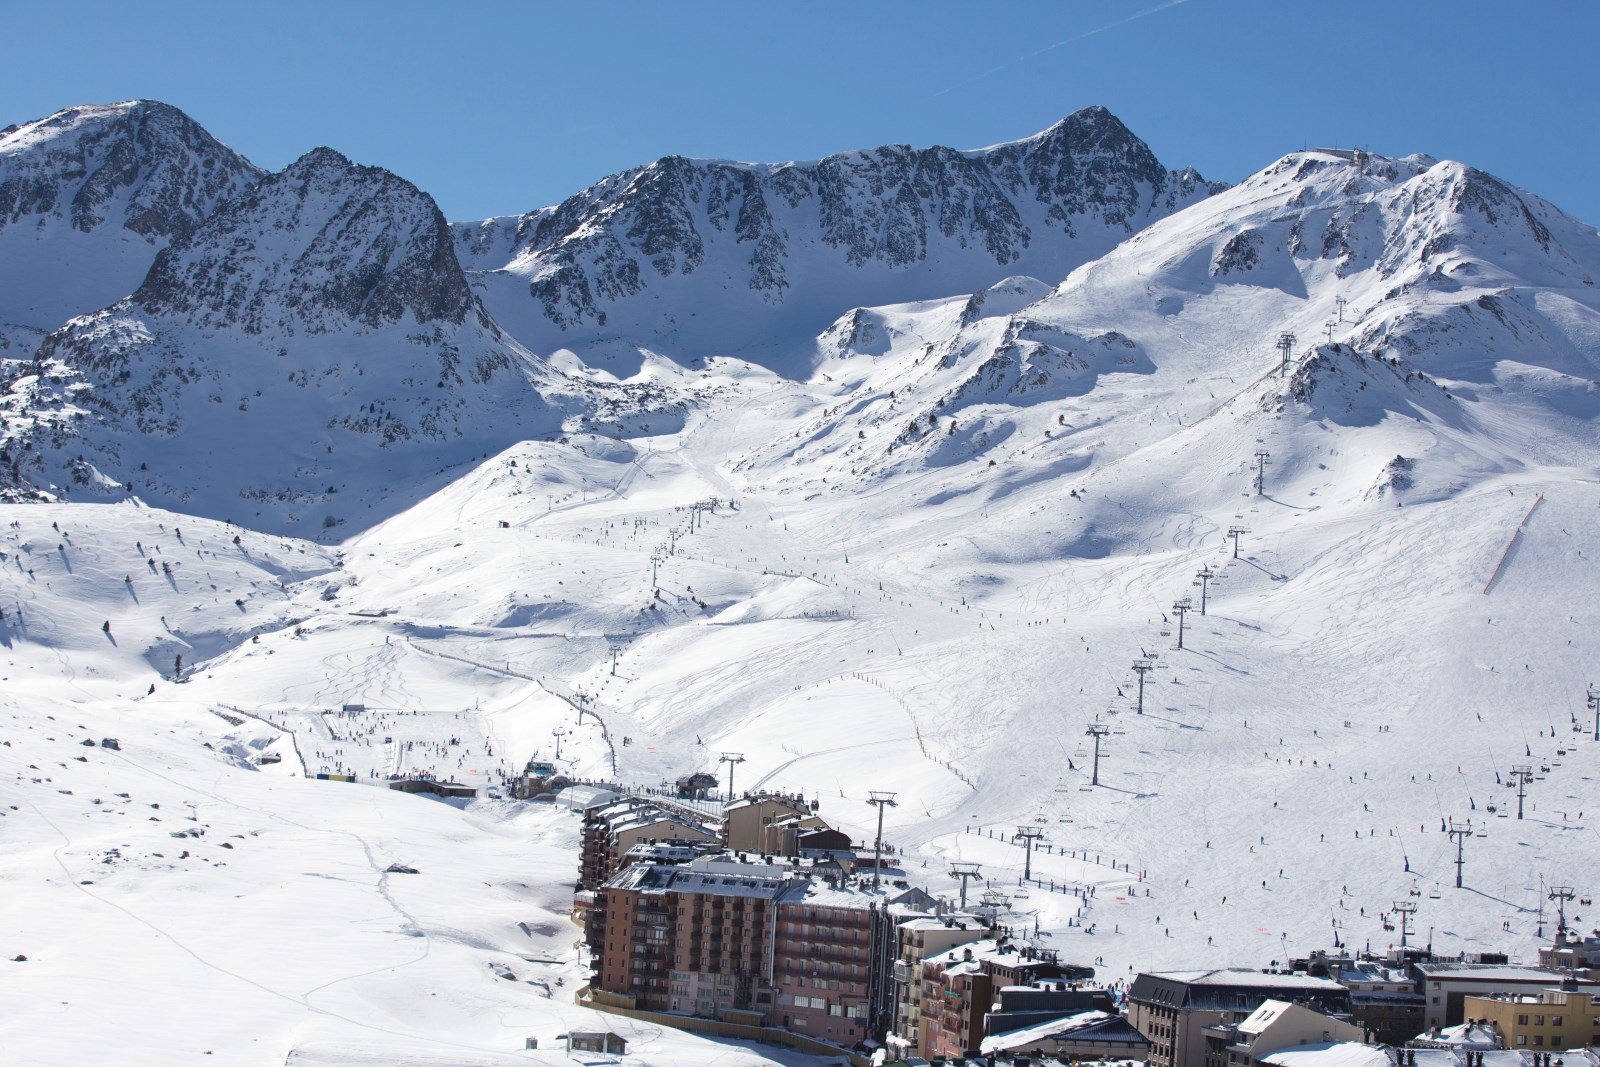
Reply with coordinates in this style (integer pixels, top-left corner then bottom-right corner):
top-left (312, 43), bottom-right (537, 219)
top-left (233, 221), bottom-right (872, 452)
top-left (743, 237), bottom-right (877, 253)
top-left (453, 106), bottom-right (1224, 370)
top-left (4, 109), bottom-right (1600, 1066)
top-left (1, 148), bottom-right (579, 532)
top-left (0, 100), bottom-right (264, 333)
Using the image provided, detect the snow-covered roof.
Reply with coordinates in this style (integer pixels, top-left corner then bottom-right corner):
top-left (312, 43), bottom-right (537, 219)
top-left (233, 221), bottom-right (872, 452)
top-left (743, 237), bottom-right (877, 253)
top-left (1260, 1042), bottom-right (1392, 1067)
top-left (1414, 964), bottom-right (1564, 982)
top-left (979, 1010), bottom-right (1146, 1055)
top-left (1239, 999), bottom-right (1296, 1035)
top-left (1413, 1021), bottom-right (1501, 1049)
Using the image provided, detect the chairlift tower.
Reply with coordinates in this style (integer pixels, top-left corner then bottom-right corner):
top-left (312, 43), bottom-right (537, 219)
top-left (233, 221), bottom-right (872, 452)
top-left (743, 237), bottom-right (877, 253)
top-left (1392, 900), bottom-right (1418, 950)
top-left (1588, 686), bottom-right (1599, 742)
top-left (1447, 819), bottom-right (1475, 888)
top-left (1336, 296), bottom-right (1348, 323)
top-left (1510, 764), bottom-right (1535, 820)
top-left (609, 644), bottom-right (623, 676)
top-left (1172, 597), bottom-right (1193, 650)
top-left (1195, 566), bottom-right (1215, 616)
top-left (719, 752), bottom-right (746, 799)
top-left (1227, 526), bottom-right (1248, 559)
top-left (1549, 885), bottom-right (1576, 942)
top-left (1253, 450), bottom-right (1271, 496)
top-left (1132, 659), bottom-right (1154, 715)
top-left (1014, 824), bottom-right (1045, 881)
top-left (950, 862), bottom-right (983, 910)
top-left (552, 727), bottom-right (566, 761)
top-left (868, 791), bottom-right (899, 890)
top-left (1086, 719), bottom-right (1113, 785)
top-left (1277, 332), bottom-right (1297, 376)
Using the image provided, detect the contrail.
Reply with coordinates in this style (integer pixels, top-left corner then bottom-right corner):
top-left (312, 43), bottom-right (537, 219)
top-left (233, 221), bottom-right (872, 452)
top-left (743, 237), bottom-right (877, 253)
top-left (933, 0), bottom-right (1195, 98)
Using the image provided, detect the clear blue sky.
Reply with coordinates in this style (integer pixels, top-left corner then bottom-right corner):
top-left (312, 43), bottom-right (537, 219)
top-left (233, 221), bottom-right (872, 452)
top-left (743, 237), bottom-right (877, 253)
top-left (5, 0), bottom-right (1597, 225)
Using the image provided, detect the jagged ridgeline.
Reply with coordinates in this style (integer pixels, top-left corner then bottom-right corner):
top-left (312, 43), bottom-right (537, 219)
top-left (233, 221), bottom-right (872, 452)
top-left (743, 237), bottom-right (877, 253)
top-left (1, 131), bottom-right (571, 531)
top-left (0, 101), bottom-right (1220, 526)
top-left (451, 105), bottom-right (1225, 361)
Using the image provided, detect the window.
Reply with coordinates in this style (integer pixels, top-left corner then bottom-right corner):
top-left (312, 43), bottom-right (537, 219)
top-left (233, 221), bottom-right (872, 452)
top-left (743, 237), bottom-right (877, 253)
top-left (1533, 1037), bottom-right (1544, 1047)
top-left (1534, 1016), bottom-right (1545, 1026)
top-left (1552, 1016), bottom-right (1563, 1027)
top-left (1519, 1016), bottom-right (1530, 1026)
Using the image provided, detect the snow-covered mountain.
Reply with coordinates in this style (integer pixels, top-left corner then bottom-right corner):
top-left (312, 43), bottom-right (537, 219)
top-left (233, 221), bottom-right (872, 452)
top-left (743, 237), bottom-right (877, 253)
top-left (453, 106), bottom-right (1224, 369)
top-left (1, 146), bottom-right (588, 532)
top-left (4, 103), bottom-right (1600, 1067)
top-left (737, 148), bottom-right (1600, 509)
top-left (0, 100), bottom-right (263, 334)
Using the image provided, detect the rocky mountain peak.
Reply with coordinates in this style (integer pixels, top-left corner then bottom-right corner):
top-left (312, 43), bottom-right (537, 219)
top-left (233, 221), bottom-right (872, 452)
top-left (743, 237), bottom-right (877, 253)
top-left (0, 99), bottom-right (263, 239)
top-left (133, 146), bottom-right (475, 335)
top-left (454, 107), bottom-right (1222, 364)
top-left (0, 99), bottom-right (264, 330)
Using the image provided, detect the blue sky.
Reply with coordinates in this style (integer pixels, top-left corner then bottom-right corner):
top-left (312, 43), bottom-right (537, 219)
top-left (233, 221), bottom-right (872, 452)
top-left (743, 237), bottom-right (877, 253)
top-left (5, 0), bottom-right (1597, 225)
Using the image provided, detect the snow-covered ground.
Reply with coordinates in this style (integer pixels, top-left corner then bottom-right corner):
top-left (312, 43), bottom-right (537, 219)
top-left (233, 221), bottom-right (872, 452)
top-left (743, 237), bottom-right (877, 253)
top-left (5, 147), bottom-right (1600, 1064)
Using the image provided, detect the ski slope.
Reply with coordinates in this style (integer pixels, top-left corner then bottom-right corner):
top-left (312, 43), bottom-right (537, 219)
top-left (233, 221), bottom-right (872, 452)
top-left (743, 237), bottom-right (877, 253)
top-left (5, 146), bottom-right (1600, 1064)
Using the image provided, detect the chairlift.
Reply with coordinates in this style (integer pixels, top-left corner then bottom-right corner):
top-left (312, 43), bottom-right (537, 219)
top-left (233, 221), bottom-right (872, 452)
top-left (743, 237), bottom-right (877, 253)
top-left (1428, 887), bottom-right (1442, 900)
top-left (1408, 887), bottom-right (1421, 897)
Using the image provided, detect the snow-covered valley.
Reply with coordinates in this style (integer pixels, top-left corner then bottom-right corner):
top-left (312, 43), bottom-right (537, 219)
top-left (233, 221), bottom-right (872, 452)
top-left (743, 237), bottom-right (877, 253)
top-left (3, 102), bottom-right (1600, 1065)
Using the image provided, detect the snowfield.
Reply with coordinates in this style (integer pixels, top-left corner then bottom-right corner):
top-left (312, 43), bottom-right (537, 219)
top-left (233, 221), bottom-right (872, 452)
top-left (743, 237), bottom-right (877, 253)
top-left (4, 118), bottom-right (1600, 1065)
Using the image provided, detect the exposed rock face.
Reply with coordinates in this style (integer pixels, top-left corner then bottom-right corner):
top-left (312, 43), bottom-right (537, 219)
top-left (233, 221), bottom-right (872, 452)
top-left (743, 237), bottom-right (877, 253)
top-left (132, 146), bottom-right (477, 336)
top-left (0, 101), bottom-right (264, 329)
top-left (5, 147), bottom-right (569, 532)
top-left (454, 106), bottom-right (1225, 356)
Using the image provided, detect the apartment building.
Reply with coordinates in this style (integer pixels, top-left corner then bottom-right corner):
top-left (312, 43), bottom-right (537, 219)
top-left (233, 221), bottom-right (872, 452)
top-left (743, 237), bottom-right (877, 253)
top-left (589, 852), bottom-right (909, 1054)
top-left (1125, 970), bottom-right (1350, 1067)
top-left (918, 938), bottom-right (1092, 1060)
top-left (1203, 998), bottom-right (1364, 1067)
top-left (590, 855), bottom-right (800, 1014)
top-left (887, 916), bottom-right (991, 1058)
top-left (1410, 963), bottom-right (1594, 1029)
top-left (1463, 988), bottom-right (1600, 1051)
top-left (577, 799), bottom-right (721, 890)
